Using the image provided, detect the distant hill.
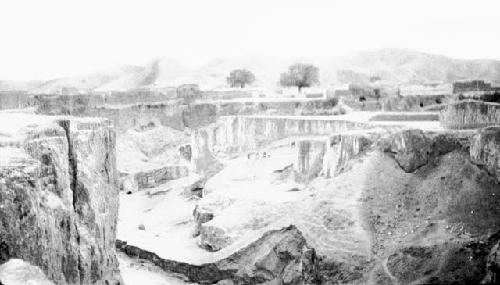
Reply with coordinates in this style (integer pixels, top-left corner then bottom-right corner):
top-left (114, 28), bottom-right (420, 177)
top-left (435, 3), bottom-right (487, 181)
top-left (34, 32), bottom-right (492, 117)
top-left (2, 49), bottom-right (500, 93)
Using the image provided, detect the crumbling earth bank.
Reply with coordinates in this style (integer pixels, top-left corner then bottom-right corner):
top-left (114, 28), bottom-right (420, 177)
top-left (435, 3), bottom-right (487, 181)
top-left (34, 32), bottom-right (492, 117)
top-left (363, 127), bottom-right (500, 284)
top-left (470, 125), bottom-right (500, 182)
top-left (117, 225), bottom-right (319, 285)
top-left (187, 127), bottom-right (500, 284)
top-left (0, 115), bottom-right (121, 284)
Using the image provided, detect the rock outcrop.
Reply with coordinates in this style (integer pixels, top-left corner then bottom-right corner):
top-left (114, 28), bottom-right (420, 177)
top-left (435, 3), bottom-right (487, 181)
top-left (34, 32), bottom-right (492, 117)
top-left (117, 225), bottom-right (318, 285)
top-left (0, 114), bottom-right (121, 284)
top-left (470, 126), bottom-right (500, 182)
top-left (385, 129), bottom-right (432, 172)
top-left (382, 129), bottom-right (469, 173)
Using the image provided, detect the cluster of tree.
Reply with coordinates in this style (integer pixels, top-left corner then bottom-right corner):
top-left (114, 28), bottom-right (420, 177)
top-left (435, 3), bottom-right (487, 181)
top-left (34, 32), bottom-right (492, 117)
top-left (227, 69), bottom-right (256, 88)
top-left (227, 63), bottom-right (319, 93)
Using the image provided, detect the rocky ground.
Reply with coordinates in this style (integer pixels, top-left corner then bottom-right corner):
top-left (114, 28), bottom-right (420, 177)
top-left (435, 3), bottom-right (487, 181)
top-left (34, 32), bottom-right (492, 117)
top-left (117, 125), bottom-right (500, 284)
top-left (2, 105), bottom-right (499, 284)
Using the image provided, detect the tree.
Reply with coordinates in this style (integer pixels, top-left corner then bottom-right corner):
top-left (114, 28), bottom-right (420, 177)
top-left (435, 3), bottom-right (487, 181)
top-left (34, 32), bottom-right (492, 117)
top-left (227, 69), bottom-right (255, 88)
top-left (279, 63), bottom-right (319, 93)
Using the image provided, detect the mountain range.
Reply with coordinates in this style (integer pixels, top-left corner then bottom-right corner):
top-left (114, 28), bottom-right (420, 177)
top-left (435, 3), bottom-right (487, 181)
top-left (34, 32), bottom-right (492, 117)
top-left (1, 49), bottom-right (499, 93)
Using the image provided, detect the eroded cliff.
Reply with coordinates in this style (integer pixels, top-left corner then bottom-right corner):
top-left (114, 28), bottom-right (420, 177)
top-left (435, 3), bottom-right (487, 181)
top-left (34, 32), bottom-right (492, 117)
top-left (440, 100), bottom-right (500, 129)
top-left (0, 113), bottom-right (121, 284)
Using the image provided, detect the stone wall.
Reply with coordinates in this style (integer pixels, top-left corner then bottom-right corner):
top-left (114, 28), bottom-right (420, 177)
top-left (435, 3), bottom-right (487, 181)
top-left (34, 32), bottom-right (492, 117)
top-left (89, 102), bottom-right (187, 133)
top-left (201, 90), bottom-right (253, 101)
top-left (0, 114), bottom-right (121, 284)
top-left (0, 91), bottom-right (34, 110)
top-left (215, 98), bottom-right (342, 116)
top-left (36, 97), bottom-right (218, 133)
top-left (439, 100), bottom-right (500, 129)
top-left (341, 94), bottom-right (449, 112)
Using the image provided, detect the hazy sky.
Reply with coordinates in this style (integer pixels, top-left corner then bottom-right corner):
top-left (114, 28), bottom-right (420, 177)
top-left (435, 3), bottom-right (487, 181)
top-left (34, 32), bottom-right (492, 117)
top-left (0, 0), bottom-right (499, 80)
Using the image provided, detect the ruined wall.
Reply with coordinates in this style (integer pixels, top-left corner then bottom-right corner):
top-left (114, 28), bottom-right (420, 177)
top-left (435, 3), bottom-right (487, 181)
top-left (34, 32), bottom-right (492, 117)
top-left (36, 98), bottom-right (218, 133)
top-left (201, 90), bottom-right (253, 101)
top-left (89, 103), bottom-right (187, 133)
top-left (440, 100), bottom-right (500, 129)
top-left (0, 115), bottom-right (121, 284)
top-left (34, 94), bottom-right (104, 115)
top-left (341, 94), bottom-right (449, 112)
top-left (215, 98), bottom-right (342, 116)
top-left (0, 91), bottom-right (34, 110)
top-left (103, 90), bottom-right (176, 105)
top-left (133, 165), bottom-right (189, 189)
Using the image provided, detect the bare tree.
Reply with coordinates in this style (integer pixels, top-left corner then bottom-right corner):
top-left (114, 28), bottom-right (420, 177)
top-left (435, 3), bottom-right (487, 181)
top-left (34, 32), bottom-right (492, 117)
top-left (279, 63), bottom-right (319, 93)
top-left (227, 69), bottom-right (255, 88)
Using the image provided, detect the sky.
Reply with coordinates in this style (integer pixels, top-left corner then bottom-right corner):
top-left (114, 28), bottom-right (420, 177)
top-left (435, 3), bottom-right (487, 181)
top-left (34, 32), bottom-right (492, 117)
top-left (0, 0), bottom-right (499, 80)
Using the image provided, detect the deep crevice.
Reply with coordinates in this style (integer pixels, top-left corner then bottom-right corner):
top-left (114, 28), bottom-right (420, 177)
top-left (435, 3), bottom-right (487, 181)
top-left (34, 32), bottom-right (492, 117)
top-left (58, 120), bottom-right (78, 211)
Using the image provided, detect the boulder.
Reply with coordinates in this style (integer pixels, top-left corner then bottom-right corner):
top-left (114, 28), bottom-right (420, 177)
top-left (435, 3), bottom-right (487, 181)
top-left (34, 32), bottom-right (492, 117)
top-left (120, 174), bottom-right (138, 194)
top-left (199, 225), bottom-right (232, 252)
top-left (192, 205), bottom-right (215, 237)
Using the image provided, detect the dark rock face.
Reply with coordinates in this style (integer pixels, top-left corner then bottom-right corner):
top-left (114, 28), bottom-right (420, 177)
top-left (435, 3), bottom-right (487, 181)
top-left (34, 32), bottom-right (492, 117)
top-left (386, 233), bottom-right (500, 285)
top-left (470, 126), bottom-right (500, 182)
top-left (117, 225), bottom-right (319, 285)
top-left (387, 129), bottom-right (432, 172)
top-left (384, 129), bottom-right (469, 173)
top-left (0, 116), bottom-right (121, 284)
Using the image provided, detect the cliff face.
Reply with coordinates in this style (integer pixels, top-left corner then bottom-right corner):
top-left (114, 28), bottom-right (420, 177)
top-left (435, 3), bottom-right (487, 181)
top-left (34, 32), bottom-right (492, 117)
top-left (199, 116), bottom-right (371, 154)
top-left (294, 139), bottom-right (327, 181)
top-left (470, 126), bottom-right (500, 182)
top-left (440, 101), bottom-right (500, 129)
top-left (0, 114), bottom-right (121, 284)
